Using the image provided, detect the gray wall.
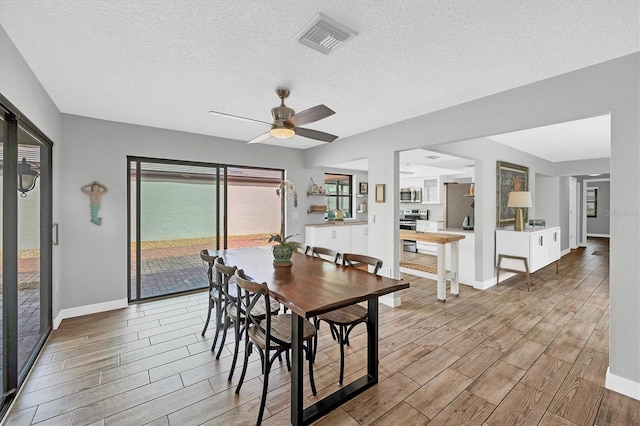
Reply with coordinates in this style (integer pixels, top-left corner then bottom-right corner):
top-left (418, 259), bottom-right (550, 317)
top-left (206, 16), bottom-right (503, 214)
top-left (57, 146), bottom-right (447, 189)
top-left (587, 180), bottom-right (611, 236)
top-left (305, 53), bottom-right (640, 390)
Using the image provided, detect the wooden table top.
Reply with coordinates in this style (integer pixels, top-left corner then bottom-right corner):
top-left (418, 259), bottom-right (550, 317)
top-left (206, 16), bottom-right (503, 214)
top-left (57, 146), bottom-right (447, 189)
top-left (399, 230), bottom-right (466, 244)
top-left (208, 246), bottom-right (409, 319)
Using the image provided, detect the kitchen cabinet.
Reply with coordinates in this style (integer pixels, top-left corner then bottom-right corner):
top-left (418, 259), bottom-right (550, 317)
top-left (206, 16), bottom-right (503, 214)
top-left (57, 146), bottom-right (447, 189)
top-left (305, 222), bottom-right (368, 255)
top-left (350, 224), bottom-right (369, 255)
top-left (496, 227), bottom-right (561, 273)
top-left (422, 178), bottom-right (440, 204)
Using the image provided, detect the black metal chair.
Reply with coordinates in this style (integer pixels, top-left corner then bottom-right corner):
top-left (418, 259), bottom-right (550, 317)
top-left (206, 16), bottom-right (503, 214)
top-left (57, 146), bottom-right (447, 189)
top-left (315, 253), bottom-right (383, 384)
top-left (234, 269), bottom-right (317, 425)
top-left (199, 250), bottom-right (223, 349)
top-left (214, 257), bottom-right (279, 381)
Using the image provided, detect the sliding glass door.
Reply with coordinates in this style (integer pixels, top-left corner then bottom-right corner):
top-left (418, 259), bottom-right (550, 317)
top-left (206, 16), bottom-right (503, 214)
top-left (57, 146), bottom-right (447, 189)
top-left (0, 99), bottom-right (52, 415)
top-left (128, 157), bottom-right (282, 302)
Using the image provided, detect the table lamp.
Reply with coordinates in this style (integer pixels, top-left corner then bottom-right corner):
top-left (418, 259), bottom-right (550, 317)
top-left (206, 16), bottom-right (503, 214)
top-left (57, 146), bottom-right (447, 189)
top-left (508, 191), bottom-right (532, 231)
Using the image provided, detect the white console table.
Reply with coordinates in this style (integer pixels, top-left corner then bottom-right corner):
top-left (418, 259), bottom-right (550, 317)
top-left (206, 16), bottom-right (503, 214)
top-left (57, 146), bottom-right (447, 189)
top-left (495, 227), bottom-right (561, 290)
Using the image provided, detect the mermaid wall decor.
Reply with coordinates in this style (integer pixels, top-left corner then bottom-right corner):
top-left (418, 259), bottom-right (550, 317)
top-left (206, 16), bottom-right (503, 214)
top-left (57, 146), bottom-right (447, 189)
top-left (81, 181), bottom-right (108, 225)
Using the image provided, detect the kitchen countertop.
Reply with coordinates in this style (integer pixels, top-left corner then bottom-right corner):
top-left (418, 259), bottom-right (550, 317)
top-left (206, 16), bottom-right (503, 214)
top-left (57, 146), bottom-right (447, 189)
top-left (400, 230), bottom-right (465, 244)
top-left (306, 220), bottom-right (368, 227)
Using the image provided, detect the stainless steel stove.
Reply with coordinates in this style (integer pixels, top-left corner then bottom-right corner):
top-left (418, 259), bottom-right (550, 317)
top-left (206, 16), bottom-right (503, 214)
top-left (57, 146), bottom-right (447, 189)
top-left (400, 209), bottom-right (429, 252)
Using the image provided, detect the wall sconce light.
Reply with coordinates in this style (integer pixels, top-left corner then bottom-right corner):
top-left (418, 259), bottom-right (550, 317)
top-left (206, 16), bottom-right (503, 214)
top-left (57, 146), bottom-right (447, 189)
top-left (17, 157), bottom-right (40, 197)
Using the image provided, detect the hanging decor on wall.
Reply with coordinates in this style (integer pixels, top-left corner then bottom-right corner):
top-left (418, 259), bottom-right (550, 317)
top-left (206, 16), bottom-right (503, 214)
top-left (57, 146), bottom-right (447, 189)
top-left (375, 184), bottom-right (385, 203)
top-left (496, 161), bottom-right (529, 227)
top-left (81, 181), bottom-right (108, 225)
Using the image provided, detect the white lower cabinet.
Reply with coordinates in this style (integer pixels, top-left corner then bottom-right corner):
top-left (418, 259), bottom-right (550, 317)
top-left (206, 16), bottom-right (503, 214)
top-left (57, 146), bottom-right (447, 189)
top-left (350, 224), bottom-right (369, 255)
top-left (305, 223), bottom-right (368, 255)
top-left (496, 226), bottom-right (561, 273)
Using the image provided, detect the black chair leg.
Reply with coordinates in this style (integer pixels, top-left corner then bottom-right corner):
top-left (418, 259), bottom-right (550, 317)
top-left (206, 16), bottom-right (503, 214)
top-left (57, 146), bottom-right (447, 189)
top-left (201, 299), bottom-right (213, 336)
top-left (338, 326), bottom-right (345, 385)
top-left (235, 340), bottom-right (251, 394)
top-left (211, 298), bottom-right (222, 350)
top-left (227, 317), bottom-right (242, 381)
top-left (306, 345), bottom-right (317, 395)
top-left (256, 350), bottom-right (271, 426)
top-left (215, 313), bottom-right (230, 359)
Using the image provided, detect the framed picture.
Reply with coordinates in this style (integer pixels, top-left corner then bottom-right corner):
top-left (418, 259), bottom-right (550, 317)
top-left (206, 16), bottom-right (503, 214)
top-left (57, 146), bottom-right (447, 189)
top-left (496, 161), bottom-right (529, 226)
top-left (359, 182), bottom-right (368, 194)
top-left (586, 187), bottom-right (597, 217)
top-left (375, 184), bottom-right (385, 203)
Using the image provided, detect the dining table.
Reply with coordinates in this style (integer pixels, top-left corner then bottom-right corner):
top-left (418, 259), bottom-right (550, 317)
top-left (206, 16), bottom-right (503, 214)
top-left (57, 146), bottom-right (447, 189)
top-left (208, 246), bottom-right (410, 425)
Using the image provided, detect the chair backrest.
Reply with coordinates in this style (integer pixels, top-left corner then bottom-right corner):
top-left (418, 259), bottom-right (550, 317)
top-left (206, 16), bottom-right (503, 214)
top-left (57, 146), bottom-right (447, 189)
top-left (293, 242), bottom-right (311, 255)
top-left (214, 257), bottom-right (237, 300)
top-left (234, 269), bottom-right (279, 344)
top-left (200, 249), bottom-right (217, 289)
top-left (310, 246), bottom-right (341, 264)
top-left (342, 253), bottom-right (383, 275)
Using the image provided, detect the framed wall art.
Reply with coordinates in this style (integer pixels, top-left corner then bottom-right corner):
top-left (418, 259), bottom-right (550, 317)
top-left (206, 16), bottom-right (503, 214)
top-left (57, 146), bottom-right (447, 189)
top-left (496, 161), bottom-right (529, 227)
top-left (359, 182), bottom-right (368, 194)
top-left (375, 184), bottom-right (385, 203)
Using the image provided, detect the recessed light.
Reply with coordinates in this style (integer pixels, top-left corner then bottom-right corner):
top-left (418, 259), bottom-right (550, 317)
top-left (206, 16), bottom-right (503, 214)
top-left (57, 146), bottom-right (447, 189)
top-left (425, 155), bottom-right (440, 160)
top-left (588, 173), bottom-right (601, 176)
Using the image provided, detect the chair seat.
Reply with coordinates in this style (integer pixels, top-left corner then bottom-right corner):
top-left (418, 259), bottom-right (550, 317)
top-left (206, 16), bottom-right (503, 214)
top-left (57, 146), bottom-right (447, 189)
top-left (248, 314), bottom-right (316, 350)
top-left (318, 304), bottom-right (367, 326)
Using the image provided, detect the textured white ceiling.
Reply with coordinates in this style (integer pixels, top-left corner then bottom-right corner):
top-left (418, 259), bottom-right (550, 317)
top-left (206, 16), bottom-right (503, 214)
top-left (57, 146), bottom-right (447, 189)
top-left (0, 0), bottom-right (638, 153)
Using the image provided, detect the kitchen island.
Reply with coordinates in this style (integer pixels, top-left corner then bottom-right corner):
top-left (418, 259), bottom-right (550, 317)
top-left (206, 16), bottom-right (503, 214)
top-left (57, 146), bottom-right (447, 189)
top-left (399, 230), bottom-right (465, 301)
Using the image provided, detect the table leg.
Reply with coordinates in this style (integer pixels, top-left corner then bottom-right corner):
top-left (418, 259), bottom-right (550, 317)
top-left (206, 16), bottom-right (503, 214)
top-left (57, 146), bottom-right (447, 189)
top-left (437, 243), bottom-right (446, 301)
top-left (451, 241), bottom-right (459, 296)
top-left (367, 298), bottom-right (379, 381)
top-left (291, 313), bottom-right (303, 425)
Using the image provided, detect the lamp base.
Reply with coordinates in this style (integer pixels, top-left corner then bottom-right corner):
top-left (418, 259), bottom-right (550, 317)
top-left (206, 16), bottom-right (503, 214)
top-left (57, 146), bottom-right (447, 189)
top-left (514, 208), bottom-right (525, 231)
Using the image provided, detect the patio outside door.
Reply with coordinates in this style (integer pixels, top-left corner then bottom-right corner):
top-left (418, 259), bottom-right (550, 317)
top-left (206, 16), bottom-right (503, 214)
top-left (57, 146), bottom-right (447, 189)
top-left (128, 158), bottom-right (283, 302)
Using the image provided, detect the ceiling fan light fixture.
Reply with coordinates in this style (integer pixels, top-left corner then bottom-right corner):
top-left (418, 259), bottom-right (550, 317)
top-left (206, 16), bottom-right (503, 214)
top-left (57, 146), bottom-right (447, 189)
top-left (270, 127), bottom-right (295, 139)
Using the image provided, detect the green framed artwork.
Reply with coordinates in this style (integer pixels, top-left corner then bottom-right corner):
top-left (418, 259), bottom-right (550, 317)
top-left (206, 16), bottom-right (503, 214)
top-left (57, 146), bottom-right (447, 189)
top-left (496, 161), bottom-right (529, 227)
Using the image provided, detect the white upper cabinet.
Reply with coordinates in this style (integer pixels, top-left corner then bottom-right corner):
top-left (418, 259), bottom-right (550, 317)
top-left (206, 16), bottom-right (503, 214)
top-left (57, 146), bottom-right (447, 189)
top-left (422, 177), bottom-right (440, 204)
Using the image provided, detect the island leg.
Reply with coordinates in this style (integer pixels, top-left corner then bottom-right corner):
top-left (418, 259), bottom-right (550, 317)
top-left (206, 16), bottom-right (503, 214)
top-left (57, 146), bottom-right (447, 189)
top-left (437, 243), bottom-right (446, 301)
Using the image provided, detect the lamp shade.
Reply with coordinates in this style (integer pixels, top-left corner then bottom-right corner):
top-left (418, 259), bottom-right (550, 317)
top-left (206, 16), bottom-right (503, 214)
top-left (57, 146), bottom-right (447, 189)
top-left (17, 157), bottom-right (40, 197)
top-left (507, 191), bottom-right (532, 208)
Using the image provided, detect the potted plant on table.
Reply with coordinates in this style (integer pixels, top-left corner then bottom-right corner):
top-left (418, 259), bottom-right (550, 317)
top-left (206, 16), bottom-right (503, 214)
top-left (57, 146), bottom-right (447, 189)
top-left (269, 233), bottom-right (299, 267)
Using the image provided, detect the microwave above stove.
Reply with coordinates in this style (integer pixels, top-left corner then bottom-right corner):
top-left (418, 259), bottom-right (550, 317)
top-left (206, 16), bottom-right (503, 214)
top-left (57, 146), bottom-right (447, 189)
top-left (400, 188), bottom-right (422, 203)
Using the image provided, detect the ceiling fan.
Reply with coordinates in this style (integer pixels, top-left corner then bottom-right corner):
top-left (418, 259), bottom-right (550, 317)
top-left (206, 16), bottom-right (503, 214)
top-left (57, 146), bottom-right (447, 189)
top-left (208, 88), bottom-right (338, 144)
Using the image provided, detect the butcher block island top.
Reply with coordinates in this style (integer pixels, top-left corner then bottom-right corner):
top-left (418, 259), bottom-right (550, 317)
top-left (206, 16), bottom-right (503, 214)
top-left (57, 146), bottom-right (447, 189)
top-left (399, 230), bottom-right (465, 244)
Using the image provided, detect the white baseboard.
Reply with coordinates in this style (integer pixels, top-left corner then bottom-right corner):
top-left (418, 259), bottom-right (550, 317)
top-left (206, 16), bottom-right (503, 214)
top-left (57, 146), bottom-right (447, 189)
top-left (606, 367), bottom-right (640, 401)
top-left (561, 248), bottom-right (571, 257)
top-left (587, 233), bottom-right (610, 238)
top-left (53, 298), bottom-right (128, 329)
top-left (474, 272), bottom-right (515, 290)
top-left (380, 293), bottom-right (402, 308)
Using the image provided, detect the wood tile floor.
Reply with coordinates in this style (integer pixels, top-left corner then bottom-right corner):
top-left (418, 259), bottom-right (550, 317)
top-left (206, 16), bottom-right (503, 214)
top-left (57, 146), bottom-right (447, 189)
top-left (5, 238), bottom-right (639, 425)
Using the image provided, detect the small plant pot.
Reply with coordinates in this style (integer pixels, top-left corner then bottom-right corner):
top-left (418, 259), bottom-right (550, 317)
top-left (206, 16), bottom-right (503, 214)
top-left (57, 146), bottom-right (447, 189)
top-left (272, 245), bottom-right (293, 267)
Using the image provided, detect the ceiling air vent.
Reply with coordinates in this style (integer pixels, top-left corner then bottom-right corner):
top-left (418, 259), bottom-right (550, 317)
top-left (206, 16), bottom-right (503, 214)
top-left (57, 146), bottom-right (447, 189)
top-left (295, 13), bottom-right (356, 55)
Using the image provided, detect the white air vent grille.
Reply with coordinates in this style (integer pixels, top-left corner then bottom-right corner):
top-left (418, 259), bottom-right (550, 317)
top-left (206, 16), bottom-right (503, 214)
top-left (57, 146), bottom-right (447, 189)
top-left (295, 13), bottom-right (356, 55)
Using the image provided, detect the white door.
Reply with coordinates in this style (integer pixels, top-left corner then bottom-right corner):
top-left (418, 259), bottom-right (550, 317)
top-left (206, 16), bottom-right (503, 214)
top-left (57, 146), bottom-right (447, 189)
top-left (569, 177), bottom-right (577, 249)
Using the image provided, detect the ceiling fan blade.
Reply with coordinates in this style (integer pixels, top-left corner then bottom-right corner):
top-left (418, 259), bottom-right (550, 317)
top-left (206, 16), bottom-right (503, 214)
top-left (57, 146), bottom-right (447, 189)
top-left (287, 104), bottom-right (335, 127)
top-left (294, 127), bottom-right (338, 143)
top-left (207, 110), bottom-right (272, 126)
top-left (247, 131), bottom-right (272, 144)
